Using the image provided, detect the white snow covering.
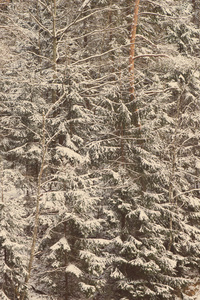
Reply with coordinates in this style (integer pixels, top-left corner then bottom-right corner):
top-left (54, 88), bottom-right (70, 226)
top-left (79, 251), bottom-right (106, 274)
top-left (175, 287), bottom-right (200, 300)
top-left (195, 159), bottom-right (200, 169)
top-left (161, 256), bottom-right (177, 271)
top-left (0, 290), bottom-right (10, 300)
top-left (66, 133), bottom-right (78, 151)
top-left (129, 257), bottom-right (144, 266)
top-left (111, 170), bottom-right (121, 181)
top-left (111, 268), bottom-right (125, 279)
top-left (27, 144), bottom-right (42, 156)
top-left (113, 236), bottom-right (123, 246)
top-left (69, 190), bottom-right (98, 212)
top-left (56, 145), bottom-right (86, 163)
top-left (28, 291), bottom-right (54, 300)
top-left (194, 70), bottom-right (200, 78)
top-left (41, 191), bottom-right (65, 209)
top-left (86, 238), bottom-right (111, 247)
top-left (79, 282), bottom-right (96, 293)
top-left (138, 209), bottom-right (149, 221)
top-left (50, 237), bottom-right (70, 252)
top-left (65, 264), bottom-right (82, 278)
top-left (79, 0), bottom-right (91, 11)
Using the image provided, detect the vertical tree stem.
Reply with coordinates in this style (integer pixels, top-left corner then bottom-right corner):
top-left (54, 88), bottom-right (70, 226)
top-left (0, 158), bottom-right (3, 204)
top-left (130, 0), bottom-right (140, 97)
top-left (64, 221), bottom-right (69, 300)
top-left (129, 0), bottom-right (141, 130)
top-left (52, 0), bottom-right (57, 103)
top-left (52, 0), bottom-right (57, 72)
top-left (168, 88), bottom-right (182, 251)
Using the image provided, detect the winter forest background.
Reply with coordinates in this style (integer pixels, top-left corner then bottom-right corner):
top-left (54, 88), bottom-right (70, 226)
top-left (1, 0), bottom-right (200, 299)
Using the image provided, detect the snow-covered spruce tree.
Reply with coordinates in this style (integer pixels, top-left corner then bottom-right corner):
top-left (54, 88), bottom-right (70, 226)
top-left (0, 0), bottom-right (122, 299)
top-left (1, 0), bottom-right (200, 299)
top-left (0, 4), bottom-right (33, 299)
top-left (0, 162), bottom-right (28, 299)
top-left (29, 0), bottom-right (150, 298)
top-left (0, 1), bottom-right (84, 299)
top-left (92, 0), bottom-right (200, 299)
top-left (33, 1), bottom-right (128, 298)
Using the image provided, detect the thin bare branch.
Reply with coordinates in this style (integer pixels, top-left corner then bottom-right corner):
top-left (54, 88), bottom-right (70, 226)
top-left (174, 189), bottom-right (200, 200)
top-left (45, 92), bottom-right (66, 118)
top-left (37, 0), bottom-right (52, 14)
top-left (139, 11), bottom-right (188, 20)
top-left (133, 53), bottom-right (170, 60)
top-left (71, 43), bottom-right (130, 65)
top-left (27, 51), bottom-right (51, 61)
top-left (29, 12), bottom-right (52, 36)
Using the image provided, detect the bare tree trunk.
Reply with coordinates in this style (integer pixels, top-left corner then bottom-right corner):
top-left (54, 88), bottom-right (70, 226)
top-left (130, 0), bottom-right (140, 98)
top-left (168, 146), bottom-right (177, 251)
top-left (36, 1), bottom-right (42, 64)
top-left (130, 0), bottom-right (141, 129)
top-left (64, 222), bottom-right (69, 300)
top-left (168, 87), bottom-right (183, 251)
top-left (118, 0), bottom-right (141, 164)
top-left (192, 0), bottom-right (200, 27)
top-left (52, 0), bottom-right (57, 104)
top-left (0, 158), bottom-right (3, 204)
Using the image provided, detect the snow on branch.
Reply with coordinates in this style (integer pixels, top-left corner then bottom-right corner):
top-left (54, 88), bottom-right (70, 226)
top-left (50, 237), bottom-right (71, 252)
top-left (65, 264), bottom-right (82, 278)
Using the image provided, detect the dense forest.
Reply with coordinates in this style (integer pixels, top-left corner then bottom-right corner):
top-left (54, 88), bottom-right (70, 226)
top-left (0, 0), bottom-right (200, 299)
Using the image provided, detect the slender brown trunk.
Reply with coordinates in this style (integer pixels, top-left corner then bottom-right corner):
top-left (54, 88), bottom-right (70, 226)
top-left (52, 0), bottom-right (57, 103)
top-left (0, 159), bottom-right (3, 203)
top-left (130, 0), bottom-right (141, 129)
top-left (130, 0), bottom-right (140, 98)
top-left (168, 148), bottom-right (176, 251)
top-left (52, 0), bottom-right (57, 72)
top-left (168, 88), bottom-right (183, 251)
top-left (64, 222), bottom-right (69, 300)
top-left (36, 1), bottom-right (42, 64)
top-left (108, 0), bottom-right (113, 42)
top-left (120, 124), bottom-right (125, 164)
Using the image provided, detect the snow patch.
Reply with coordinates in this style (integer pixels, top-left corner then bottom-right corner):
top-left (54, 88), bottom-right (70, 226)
top-left (50, 237), bottom-right (70, 252)
top-left (139, 209), bottom-right (149, 221)
top-left (65, 264), bottom-right (82, 278)
top-left (56, 145), bottom-right (87, 163)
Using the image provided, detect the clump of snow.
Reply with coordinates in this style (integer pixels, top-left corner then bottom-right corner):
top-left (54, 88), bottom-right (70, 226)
top-left (50, 237), bottom-right (70, 252)
top-left (138, 209), bottom-right (149, 221)
top-left (56, 145), bottom-right (88, 163)
top-left (79, 282), bottom-right (96, 293)
top-left (65, 264), bottom-right (82, 278)
top-left (111, 268), bottom-right (125, 279)
top-left (28, 290), bottom-right (54, 300)
top-left (195, 159), bottom-right (200, 169)
top-left (0, 290), bottom-right (10, 300)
